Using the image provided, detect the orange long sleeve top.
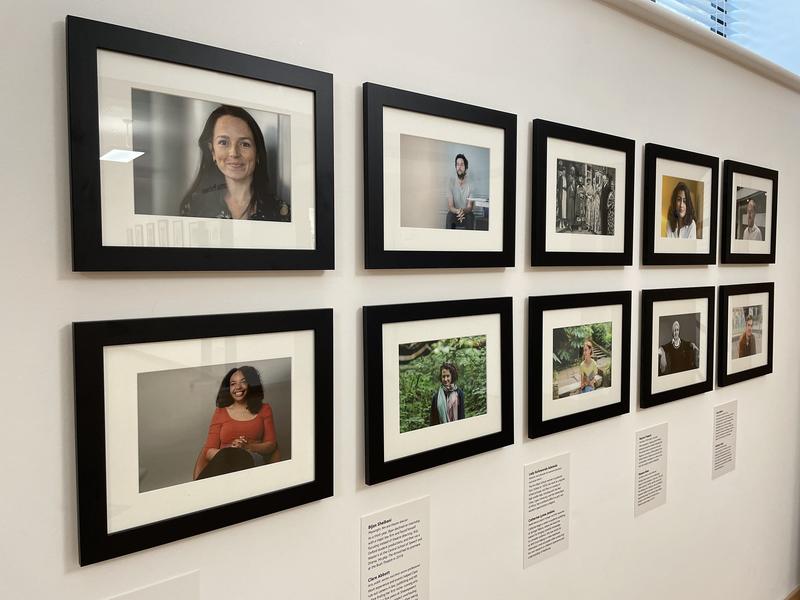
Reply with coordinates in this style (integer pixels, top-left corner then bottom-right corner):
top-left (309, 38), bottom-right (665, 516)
top-left (203, 404), bottom-right (276, 451)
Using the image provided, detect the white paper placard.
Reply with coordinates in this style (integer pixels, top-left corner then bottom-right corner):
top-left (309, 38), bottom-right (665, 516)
top-left (634, 423), bottom-right (668, 516)
top-left (524, 454), bottom-right (570, 567)
top-left (712, 400), bottom-right (738, 479)
top-left (360, 497), bottom-right (430, 600)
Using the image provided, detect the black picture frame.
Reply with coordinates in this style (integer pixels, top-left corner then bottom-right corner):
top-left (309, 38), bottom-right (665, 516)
top-left (73, 309), bottom-right (333, 565)
top-left (363, 83), bottom-right (517, 269)
top-left (720, 160), bottom-right (778, 264)
top-left (717, 282), bottom-right (774, 386)
top-left (532, 119), bottom-right (634, 266)
top-left (640, 286), bottom-right (715, 408)
top-left (642, 144), bottom-right (719, 265)
top-left (528, 291), bottom-right (631, 438)
top-left (363, 297), bottom-right (513, 484)
top-left (67, 16), bottom-right (334, 271)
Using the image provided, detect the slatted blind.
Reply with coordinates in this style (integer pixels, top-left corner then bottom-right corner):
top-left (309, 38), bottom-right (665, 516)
top-left (651, 0), bottom-right (739, 37)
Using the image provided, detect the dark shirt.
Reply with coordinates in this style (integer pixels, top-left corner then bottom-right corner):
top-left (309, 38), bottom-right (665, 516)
top-left (738, 333), bottom-right (756, 358)
top-left (429, 388), bottom-right (465, 426)
top-left (180, 186), bottom-right (290, 222)
top-left (661, 340), bottom-right (696, 375)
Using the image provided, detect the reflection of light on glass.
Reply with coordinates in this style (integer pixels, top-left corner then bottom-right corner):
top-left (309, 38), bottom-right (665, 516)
top-left (100, 149), bottom-right (144, 162)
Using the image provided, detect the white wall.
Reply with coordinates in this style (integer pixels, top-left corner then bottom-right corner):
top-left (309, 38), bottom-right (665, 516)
top-left (1, 1), bottom-right (799, 598)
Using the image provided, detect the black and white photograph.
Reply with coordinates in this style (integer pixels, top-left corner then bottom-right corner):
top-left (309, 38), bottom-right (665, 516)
top-left (554, 159), bottom-right (616, 236)
top-left (363, 298), bottom-right (513, 484)
top-left (73, 309), bottom-right (333, 565)
top-left (67, 16), bottom-right (334, 270)
top-left (657, 314), bottom-right (700, 376)
top-left (640, 287), bottom-right (714, 408)
top-left (717, 283), bottom-right (774, 387)
top-left (721, 160), bottom-right (778, 264)
top-left (532, 119), bottom-right (634, 266)
top-left (363, 83), bottom-right (516, 268)
top-left (529, 291), bottom-right (631, 438)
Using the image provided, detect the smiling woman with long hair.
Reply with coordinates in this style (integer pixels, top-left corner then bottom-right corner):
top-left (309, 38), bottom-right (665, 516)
top-left (179, 105), bottom-right (289, 222)
top-left (194, 366), bottom-right (280, 480)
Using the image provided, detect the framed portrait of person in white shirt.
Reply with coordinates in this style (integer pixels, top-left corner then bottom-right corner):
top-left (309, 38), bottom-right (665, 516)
top-left (721, 161), bottom-right (778, 264)
top-left (642, 144), bottom-right (719, 265)
top-left (363, 83), bottom-right (517, 269)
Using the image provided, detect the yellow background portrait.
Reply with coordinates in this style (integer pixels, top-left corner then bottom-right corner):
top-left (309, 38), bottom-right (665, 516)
top-left (660, 176), bottom-right (704, 239)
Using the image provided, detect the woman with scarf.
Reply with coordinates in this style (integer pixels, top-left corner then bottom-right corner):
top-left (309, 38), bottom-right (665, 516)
top-left (429, 362), bottom-right (465, 426)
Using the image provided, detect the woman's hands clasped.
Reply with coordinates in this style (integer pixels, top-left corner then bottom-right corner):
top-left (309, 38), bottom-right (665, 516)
top-left (230, 435), bottom-right (249, 450)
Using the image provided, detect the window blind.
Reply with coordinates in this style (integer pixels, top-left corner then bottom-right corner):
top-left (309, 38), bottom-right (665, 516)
top-left (651, 0), bottom-right (739, 37)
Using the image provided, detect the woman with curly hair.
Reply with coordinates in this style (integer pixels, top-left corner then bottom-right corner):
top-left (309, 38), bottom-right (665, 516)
top-left (666, 181), bottom-right (696, 239)
top-left (194, 366), bottom-right (280, 480)
top-left (429, 362), bottom-right (465, 426)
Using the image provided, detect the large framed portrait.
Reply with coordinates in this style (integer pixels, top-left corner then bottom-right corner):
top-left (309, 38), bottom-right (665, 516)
top-left (717, 283), bottom-right (774, 386)
top-left (73, 309), bottom-right (333, 565)
top-left (721, 161), bottom-right (778, 264)
top-left (363, 83), bottom-right (517, 269)
top-left (642, 144), bottom-right (719, 265)
top-left (67, 16), bottom-right (334, 271)
top-left (363, 297), bottom-right (513, 484)
top-left (528, 291), bottom-right (631, 438)
top-left (640, 287), bottom-right (715, 408)
top-left (532, 119), bottom-right (634, 266)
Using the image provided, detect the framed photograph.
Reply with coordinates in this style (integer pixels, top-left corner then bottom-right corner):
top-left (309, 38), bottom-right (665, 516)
top-left (67, 16), bottom-right (334, 271)
top-left (642, 144), bottom-right (719, 265)
top-left (532, 119), bottom-right (634, 266)
top-left (363, 297), bottom-right (513, 484)
top-left (363, 83), bottom-right (517, 269)
top-left (640, 287), bottom-right (715, 408)
top-left (529, 291), bottom-right (631, 438)
top-left (73, 309), bottom-right (333, 565)
top-left (717, 282), bottom-right (774, 386)
top-left (721, 161), bottom-right (778, 264)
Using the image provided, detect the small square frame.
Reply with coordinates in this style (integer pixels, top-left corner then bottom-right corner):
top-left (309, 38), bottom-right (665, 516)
top-left (721, 161), bottom-right (778, 264)
top-left (528, 291), bottom-right (631, 438)
top-left (642, 143), bottom-right (719, 265)
top-left (532, 119), bottom-right (634, 266)
top-left (717, 282), bottom-right (774, 386)
top-left (640, 286), bottom-right (715, 408)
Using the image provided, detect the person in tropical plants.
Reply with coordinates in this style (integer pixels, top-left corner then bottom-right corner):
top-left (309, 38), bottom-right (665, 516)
top-left (429, 362), bottom-right (465, 426)
top-left (580, 339), bottom-right (601, 393)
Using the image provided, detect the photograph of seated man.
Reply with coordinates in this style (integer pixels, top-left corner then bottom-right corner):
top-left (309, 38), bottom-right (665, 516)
top-left (398, 134), bottom-right (491, 232)
top-left (446, 153), bottom-right (475, 230)
top-left (657, 316), bottom-right (700, 376)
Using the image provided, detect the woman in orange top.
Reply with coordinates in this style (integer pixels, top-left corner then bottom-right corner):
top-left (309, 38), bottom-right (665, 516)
top-left (195, 366), bottom-right (278, 480)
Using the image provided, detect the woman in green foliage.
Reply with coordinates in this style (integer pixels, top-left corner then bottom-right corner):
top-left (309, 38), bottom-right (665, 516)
top-left (429, 362), bottom-right (465, 426)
